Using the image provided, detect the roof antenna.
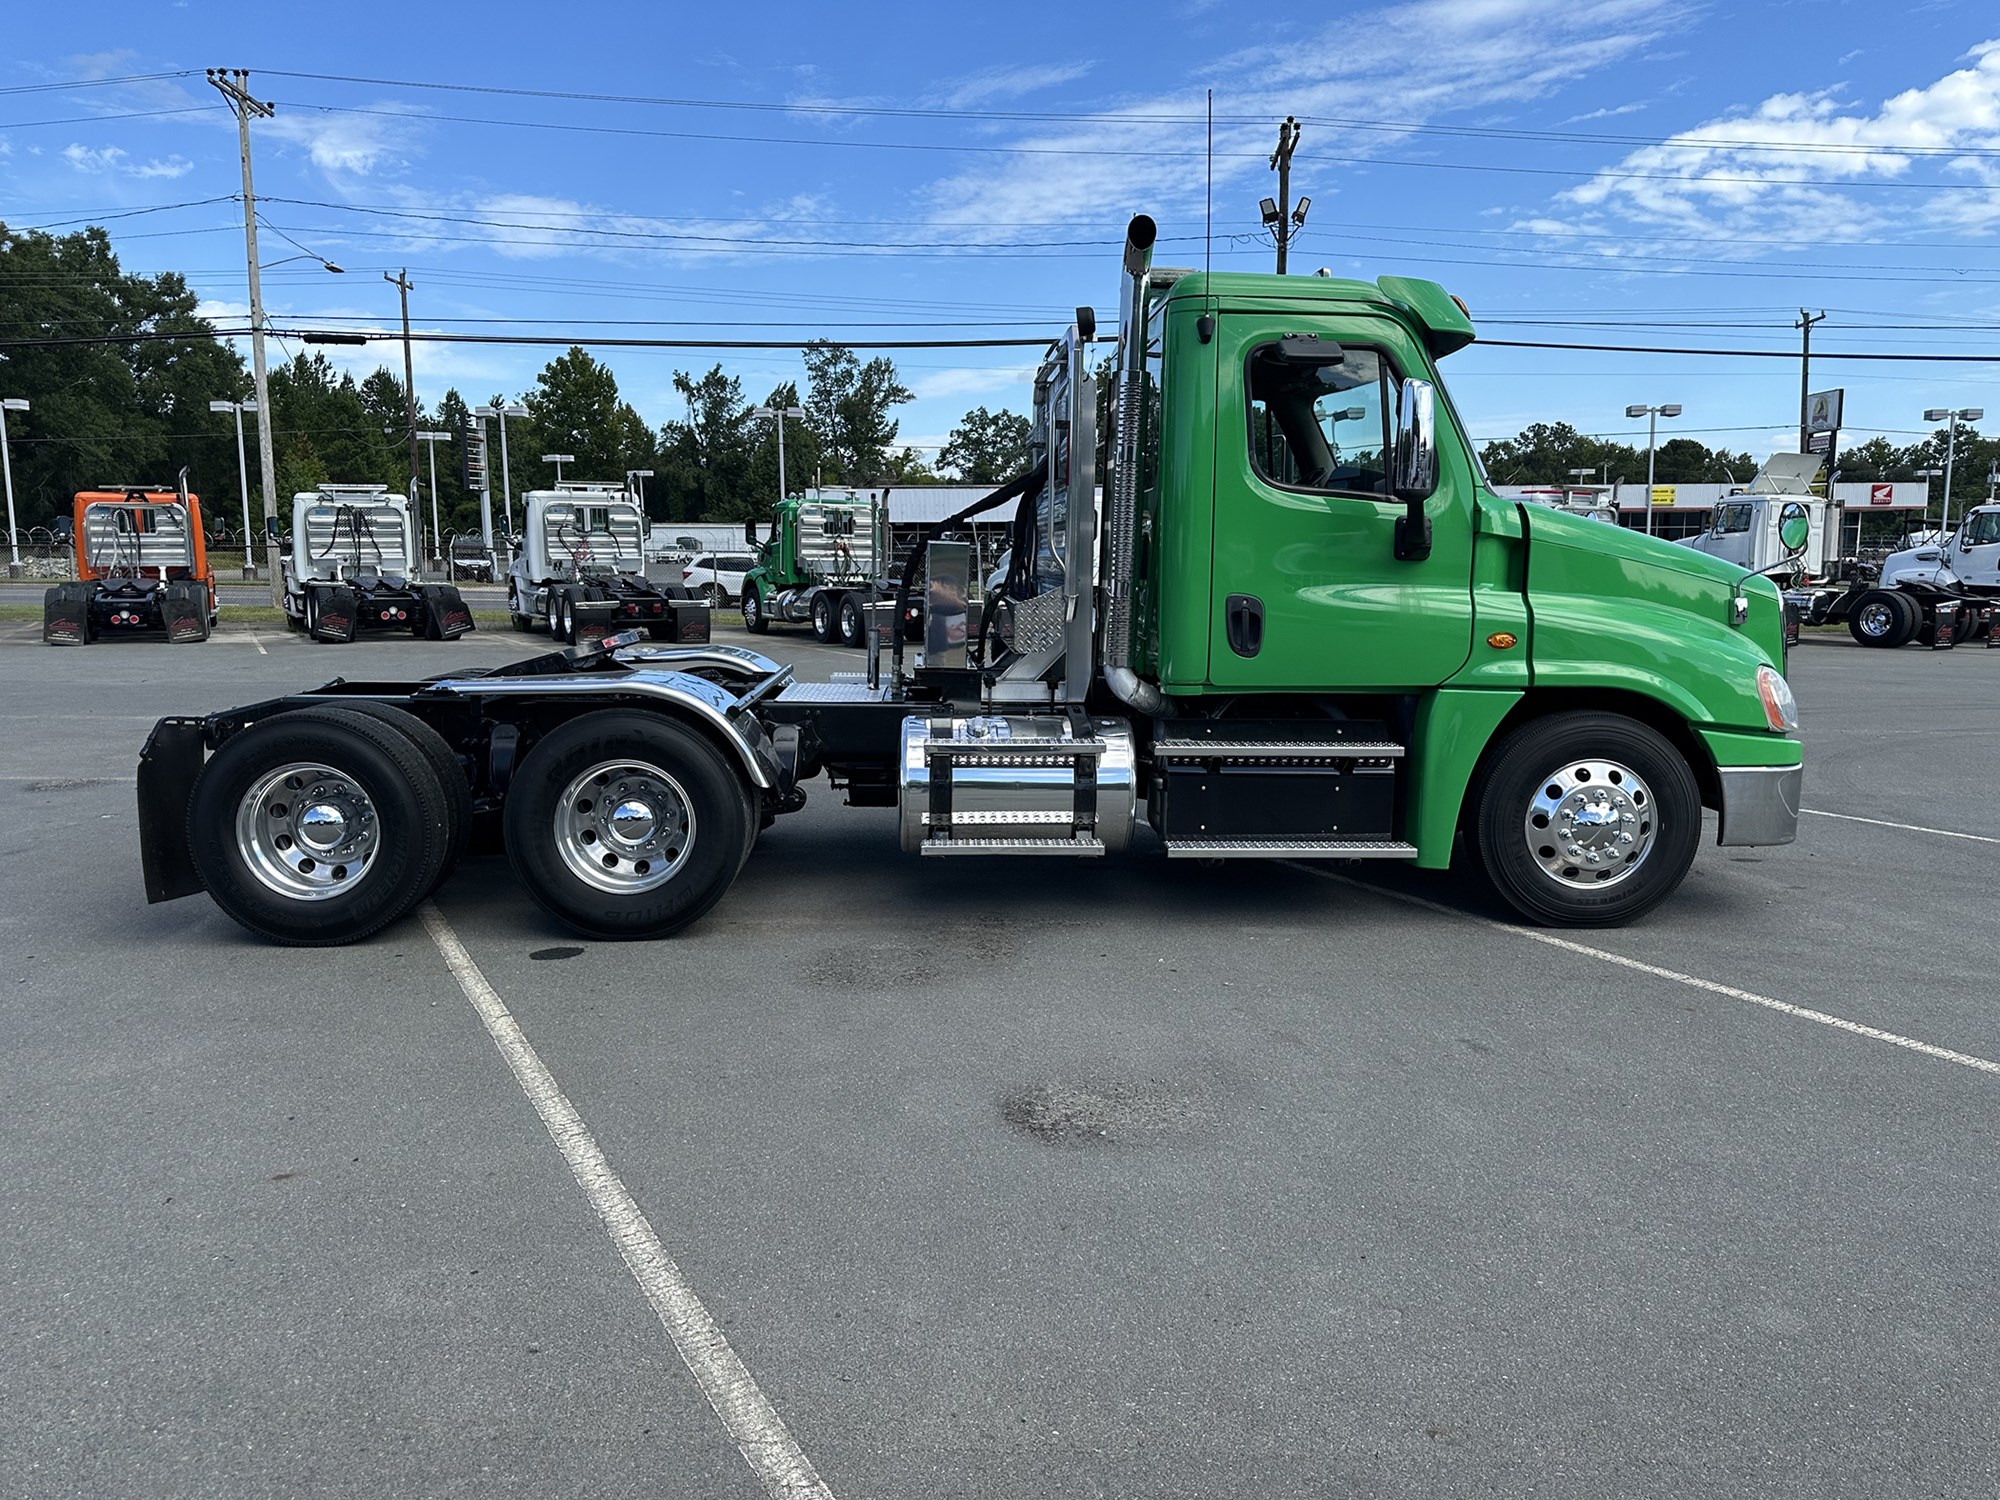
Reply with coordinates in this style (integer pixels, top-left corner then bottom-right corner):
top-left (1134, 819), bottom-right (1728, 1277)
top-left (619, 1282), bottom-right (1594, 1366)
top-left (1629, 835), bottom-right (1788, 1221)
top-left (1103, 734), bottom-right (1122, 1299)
top-left (1205, 88), bottom-right (1213, 281)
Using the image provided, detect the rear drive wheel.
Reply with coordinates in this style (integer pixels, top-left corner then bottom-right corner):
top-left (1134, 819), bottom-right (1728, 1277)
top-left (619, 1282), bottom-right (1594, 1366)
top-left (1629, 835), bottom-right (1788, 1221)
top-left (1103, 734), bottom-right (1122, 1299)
top-left (553, 588), bottom-right (575, 643)
top-left (326, 701), bottom-right (472, 896)
top-left (810, 591), bottom-right (836, 642)
top-left (1847, 589), bottom-right (1906, 647)
top-left (1886, 591), bottom-right (1923, 646)
top-left (1474, 712), bottom-right (1701, 928)
top-left (741, 587), bottom-right (768, 633)
top-left (186, 705), bottom-right (452, 945)
top-left (837, 592), bottom-right (864, 647)
top-left (503, 710), bottom-right (752, 939)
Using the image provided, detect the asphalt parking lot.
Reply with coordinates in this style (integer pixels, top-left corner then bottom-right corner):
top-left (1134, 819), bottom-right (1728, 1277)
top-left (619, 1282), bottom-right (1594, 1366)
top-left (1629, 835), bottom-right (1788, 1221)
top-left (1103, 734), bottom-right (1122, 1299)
top-left (3, 620), bottom-right (1996, 1499)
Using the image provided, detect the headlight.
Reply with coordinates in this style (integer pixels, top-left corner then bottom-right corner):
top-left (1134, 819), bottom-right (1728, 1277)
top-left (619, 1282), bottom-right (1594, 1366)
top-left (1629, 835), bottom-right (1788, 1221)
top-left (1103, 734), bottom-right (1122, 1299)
top-left (1756, 664), bottom-right (1798, 732)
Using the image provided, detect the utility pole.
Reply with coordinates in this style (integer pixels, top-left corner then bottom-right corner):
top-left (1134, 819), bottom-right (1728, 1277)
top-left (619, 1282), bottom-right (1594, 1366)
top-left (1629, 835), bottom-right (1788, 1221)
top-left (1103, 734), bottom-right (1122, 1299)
top-left (1795, 309), bottom-right (1826, 455)
top-left (1264, 116), bottom-right (1305, 274)
top-left (208, 69), bottom-right (282, 604)
top-left (386, 270), bottom-right (419, 501)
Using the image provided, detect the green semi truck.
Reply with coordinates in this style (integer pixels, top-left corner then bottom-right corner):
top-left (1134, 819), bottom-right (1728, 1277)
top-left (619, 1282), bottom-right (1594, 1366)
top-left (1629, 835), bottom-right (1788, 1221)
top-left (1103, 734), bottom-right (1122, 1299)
top-left (137, 214), bottom-right (1803, 944)
top-left (738, 492), bottom-right (919, 646)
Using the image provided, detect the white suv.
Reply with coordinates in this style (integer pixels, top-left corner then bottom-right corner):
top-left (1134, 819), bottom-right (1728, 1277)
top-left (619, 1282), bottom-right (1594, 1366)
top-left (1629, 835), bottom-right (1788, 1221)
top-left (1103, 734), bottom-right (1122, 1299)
top-left (682, 552), bottom-right (754, 607)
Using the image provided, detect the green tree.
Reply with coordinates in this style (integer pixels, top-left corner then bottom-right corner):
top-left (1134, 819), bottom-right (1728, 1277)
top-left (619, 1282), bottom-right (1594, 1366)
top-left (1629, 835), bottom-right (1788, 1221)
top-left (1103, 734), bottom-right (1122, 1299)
top-left (939, 406), bottom-right (1030, 482)
top-left (0, 223), bottom-right (247, 528)
top-left (524, 347), bottom-right (634, 485)
top-left (659, 364), bottom-right (753, 522)
top-left (744, 381), bottom-right (821, 510)
top-left (882, 447), bottom-right (938, 482)
top-left (265, 353), bottom-right (402, 501)
top-left (802, 340), bottom-right (913, 485)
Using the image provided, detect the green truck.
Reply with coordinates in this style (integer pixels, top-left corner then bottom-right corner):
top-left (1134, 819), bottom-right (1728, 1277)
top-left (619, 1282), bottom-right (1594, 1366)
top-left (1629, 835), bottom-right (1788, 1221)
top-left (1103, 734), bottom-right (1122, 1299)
top-left (136, 214), bottom-right (1803, 945)
top-left (738, 493), bottom-right (919, 646)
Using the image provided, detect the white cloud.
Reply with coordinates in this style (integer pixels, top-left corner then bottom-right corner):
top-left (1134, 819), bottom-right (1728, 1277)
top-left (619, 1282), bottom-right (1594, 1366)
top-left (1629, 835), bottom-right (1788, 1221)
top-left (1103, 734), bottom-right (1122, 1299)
top-left (60, 143), bottom-right (193, 179)
top-left (265, 104), bottom-right (426, 178)
top-left (1560, 37), bottom-right (2000, 240)
top-left (908, 364), bottom-right (1039, 402)
top-left (1563, 102), bottom-right (1649, 124)
top-left (940, 63), bottom-right (1094, 109)
top-left (919, 0), bottom-right (1689, 232)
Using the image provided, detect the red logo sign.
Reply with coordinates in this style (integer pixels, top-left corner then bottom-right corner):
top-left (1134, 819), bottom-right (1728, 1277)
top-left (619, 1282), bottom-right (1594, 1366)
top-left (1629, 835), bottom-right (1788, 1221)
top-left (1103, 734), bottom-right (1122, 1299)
top-left (1870, 483), bottom-right (1894, 506)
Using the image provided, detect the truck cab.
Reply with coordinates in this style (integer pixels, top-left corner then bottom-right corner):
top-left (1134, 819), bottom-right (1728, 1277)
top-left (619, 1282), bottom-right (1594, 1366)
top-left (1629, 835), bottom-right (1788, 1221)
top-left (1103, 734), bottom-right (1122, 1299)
top-left (1681, 455), bottom-right (1830, 577)
top-left (43, 484), bottom-right (216, 645)
top-left (282, 485), bottom-right (473, 643)
top-left (1879, 505), bottom-right (2000, 595)
top-left (507, 484), bottom-right (708, 646)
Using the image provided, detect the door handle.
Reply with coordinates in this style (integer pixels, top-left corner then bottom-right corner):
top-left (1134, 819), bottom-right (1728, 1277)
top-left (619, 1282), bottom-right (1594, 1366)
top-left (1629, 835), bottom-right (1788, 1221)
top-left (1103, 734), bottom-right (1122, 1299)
top-left (1225, 593), bottom-right (1263, 658)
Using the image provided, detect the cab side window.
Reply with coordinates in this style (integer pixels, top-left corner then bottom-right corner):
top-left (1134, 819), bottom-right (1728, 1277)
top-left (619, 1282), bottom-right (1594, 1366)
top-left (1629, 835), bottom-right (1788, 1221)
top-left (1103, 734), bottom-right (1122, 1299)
top-left (1963, 511), bottom-right (2000, 547)
top-left (1247, 345), bottom-right (1398, 498)
top-left (1716, 503), bottom-right (1752, 535)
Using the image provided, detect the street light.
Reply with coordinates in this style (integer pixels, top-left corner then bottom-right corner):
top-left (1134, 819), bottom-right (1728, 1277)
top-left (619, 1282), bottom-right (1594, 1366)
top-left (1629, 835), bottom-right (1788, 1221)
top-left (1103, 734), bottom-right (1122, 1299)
top-left (209, 398), bottom-right (261, 576)
top-left (1, 397), bottom-right (27, 574)
top-left (749, 405), bottom-right (806, 504)
top-left (474, 401), bottom-right (529, 540)
top-left (417, 430), bottom-right (451, 567)
top-left (1922, 406), bottom-right (1984, 539)
top-left (1625, 402), bottom-right (1683, 535)
top-left (259, 253), bottom-right (344, 274)
top-left (542, 453), bottom-right (575, 483)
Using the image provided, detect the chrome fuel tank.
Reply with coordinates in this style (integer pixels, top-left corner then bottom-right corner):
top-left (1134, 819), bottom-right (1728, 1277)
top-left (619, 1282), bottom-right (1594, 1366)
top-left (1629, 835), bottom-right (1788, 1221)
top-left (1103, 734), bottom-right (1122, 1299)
top-left (898, 715), bottom-right (1137, 855)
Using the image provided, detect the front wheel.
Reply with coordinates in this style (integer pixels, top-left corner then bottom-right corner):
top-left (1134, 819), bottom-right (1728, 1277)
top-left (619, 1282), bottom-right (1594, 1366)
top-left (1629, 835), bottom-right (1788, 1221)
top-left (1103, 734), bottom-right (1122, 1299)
top-left (502, 710), bottom-right (752, 939)
top-left (1473, 712), bottom-right (1701, 928)
top-left (1847, 589), bottom-right (1910, 647)
top-left (741, 587), bottom-right (768, 634)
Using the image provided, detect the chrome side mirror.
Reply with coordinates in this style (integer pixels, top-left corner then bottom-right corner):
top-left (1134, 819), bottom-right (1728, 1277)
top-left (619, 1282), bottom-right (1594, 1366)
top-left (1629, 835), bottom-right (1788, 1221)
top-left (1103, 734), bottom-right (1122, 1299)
top-left (1392, 379), bottom-right (1438, 562)
top-left (1777, 501), bottom-right (1810, 556)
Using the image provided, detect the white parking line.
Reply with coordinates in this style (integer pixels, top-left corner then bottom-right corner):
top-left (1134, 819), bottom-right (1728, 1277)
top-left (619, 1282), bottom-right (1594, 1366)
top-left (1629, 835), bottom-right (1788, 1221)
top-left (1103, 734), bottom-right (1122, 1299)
top-left (1292, 868), bottom-right (2000, 1078)
top-left (418, 904), bottom-right (835, 1500)
top-left (1802, 808), bottom-right (2000, 844)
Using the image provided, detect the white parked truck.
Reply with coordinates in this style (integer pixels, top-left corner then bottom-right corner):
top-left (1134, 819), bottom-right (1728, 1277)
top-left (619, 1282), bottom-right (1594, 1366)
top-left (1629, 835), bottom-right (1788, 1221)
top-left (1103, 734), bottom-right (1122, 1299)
top-left (282, 485), bottom-right (473, 643)
top-left (507, 483), bottom-right (709, 646)
top-left (1793, 503), bottom-right (2000, 649)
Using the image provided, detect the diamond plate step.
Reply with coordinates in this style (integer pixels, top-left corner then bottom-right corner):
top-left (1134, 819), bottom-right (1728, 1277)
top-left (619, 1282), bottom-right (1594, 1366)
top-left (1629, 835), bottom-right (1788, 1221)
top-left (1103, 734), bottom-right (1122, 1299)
top-left (920, 835), bottom-right (1107, 856)
top-left (1164, 838), bottom-right (1419, 860)
top-left (1153, 735), bottom-right (1404, 760)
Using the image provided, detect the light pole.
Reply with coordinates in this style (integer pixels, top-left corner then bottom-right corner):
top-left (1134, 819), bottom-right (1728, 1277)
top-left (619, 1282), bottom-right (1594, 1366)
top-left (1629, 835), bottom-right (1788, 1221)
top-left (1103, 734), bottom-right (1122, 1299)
top-left (208, 398), bottom-right (260, 576)
top-left (1, 397), bottom-right (27, 575)
top-left (417, 430), bottom-right (451, 568)
top-left (750, 405), bottom-right (806, 503)
top-left (1913, 467), bottom-right (1944, 537)
top-left (1922, 406), bottom-right (1984, 540)
top-left (1625, 403), bottom-right (1682, 536)
top-left (542, 453), bottom-right (575, 483)
top-left (474, 401), bottom-right (529, 543)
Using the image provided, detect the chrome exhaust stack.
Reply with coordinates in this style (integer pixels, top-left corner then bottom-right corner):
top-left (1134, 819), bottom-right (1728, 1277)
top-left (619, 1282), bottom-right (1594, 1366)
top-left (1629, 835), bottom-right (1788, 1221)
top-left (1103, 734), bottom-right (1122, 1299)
top-left (1101, 214), bottom-right (1170, 718)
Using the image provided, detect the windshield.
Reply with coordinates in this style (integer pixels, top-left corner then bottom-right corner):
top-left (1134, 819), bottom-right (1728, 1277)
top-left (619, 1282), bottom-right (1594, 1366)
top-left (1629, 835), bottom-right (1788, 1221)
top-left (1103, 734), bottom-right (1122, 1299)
top-left (1963, 510), bottom-right (2000, 546)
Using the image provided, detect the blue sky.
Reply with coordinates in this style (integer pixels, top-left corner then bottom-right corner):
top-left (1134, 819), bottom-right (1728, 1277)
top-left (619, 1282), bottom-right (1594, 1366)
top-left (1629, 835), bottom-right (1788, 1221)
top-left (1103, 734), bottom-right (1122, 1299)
top-left (4, 0), bottom-right (1999, 481)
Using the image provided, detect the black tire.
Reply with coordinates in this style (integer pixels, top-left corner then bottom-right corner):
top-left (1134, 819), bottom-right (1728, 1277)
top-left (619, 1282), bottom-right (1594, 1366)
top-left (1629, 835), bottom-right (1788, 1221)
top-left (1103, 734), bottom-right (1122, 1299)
top-left (810, 591), bottom-right (836, 642)
top-left (702, 583), bottom-right (728, 609)
top-left (1473, 712), bottom-right (1701, 928)
top-left (1887, 591), bottom-right (1923, 646)
top-left (742, 587), bottom-right (768, 633)
top-left (186, 705), bottom-right (453, 946)
top-left (552, 588), bottom-right (574, 643)
top-left (508, 588), bottom-right (533, 632)
top-left (502, 710), bottom-right (752, 939)
top-left (1846, 589), bottom-right (1907, 648)
top-left (837, 592), bottom-right (864, 647)
top-left (328, 701), bottom-right (473, 896)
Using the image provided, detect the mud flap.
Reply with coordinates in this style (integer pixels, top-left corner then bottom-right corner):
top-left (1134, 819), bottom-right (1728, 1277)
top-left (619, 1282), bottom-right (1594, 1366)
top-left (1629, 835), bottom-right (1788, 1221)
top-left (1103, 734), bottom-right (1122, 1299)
top-left (673, 600), bottom-right (712, 643)
top-left (419, 583), bottom-right (476, 639)
top-left (571, 598), bottom-right (621, 649)
top-left (309, 584), bottom-right (360, 643)
top-left (137, 717), bottom-right (208, 902)
top-left (43, 582), bottom-right (91, 645)
top-left (162, 581), bottom-right (211, 643)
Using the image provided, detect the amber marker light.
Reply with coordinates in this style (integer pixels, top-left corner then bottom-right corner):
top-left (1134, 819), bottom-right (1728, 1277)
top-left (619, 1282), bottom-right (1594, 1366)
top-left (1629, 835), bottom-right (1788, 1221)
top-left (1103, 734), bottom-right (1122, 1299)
top-left (1486, 632), bottom-right (1518, 649)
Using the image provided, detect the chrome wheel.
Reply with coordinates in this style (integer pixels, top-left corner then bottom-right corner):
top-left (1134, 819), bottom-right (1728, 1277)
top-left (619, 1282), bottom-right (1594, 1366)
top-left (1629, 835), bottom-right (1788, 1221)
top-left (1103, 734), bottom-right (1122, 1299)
top-left (552, 758), bottom-right (695, 894)
top-left (1857, 600), bottom-right (1895, 639)
top-left (1523, 757), bottom-right (1656, 889)
top-left (234, 761), bottom-right (379, 900)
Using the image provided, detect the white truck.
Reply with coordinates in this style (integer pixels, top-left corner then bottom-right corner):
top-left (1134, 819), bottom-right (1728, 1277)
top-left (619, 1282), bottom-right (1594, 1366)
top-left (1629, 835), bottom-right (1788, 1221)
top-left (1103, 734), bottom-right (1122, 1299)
top-left (1793, 502), bottom-right (2000, 648)
top-left (507, 483), bottom-right (710, 646)
top-left (282, 484), bottom-right (474, 644)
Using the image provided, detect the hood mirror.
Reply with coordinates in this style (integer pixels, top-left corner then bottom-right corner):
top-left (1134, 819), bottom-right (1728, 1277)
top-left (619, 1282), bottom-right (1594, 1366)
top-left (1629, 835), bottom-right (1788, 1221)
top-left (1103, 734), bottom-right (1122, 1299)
top-left (1778, 501), bottom-right (1810, 556)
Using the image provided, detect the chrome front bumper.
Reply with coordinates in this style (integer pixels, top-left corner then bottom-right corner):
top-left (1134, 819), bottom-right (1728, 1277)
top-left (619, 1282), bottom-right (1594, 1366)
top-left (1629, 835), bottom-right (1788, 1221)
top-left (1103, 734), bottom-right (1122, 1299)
top-left (1716, 763), bottom-right (1803, 847)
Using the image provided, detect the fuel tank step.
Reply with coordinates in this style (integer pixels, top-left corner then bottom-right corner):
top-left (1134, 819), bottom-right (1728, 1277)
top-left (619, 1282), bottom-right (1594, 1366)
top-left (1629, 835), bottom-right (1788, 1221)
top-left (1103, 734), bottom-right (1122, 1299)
top-left (920, 835), bottom-right (1106, 856)
top-left (1164, 838), bottom-right (1418, 860)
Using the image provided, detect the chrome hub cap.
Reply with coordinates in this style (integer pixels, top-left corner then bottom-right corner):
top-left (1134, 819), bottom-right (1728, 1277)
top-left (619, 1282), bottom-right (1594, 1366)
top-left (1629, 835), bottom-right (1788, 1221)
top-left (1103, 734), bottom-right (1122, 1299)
top-left (235, 762), bottom-right (379, 901)
top-left (1858, 601), bottom-right (1894, 638)
top-left (553, 758), bottom-right (694, 894)
top-left (1524, 757), bottom-right (1655, 889)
